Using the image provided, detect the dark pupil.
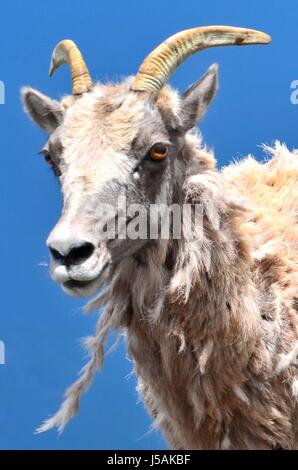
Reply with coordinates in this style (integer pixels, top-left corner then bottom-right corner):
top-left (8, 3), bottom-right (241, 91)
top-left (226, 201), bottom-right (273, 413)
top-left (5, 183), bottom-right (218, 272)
top-left (155, 146), bottom-right (166, 155)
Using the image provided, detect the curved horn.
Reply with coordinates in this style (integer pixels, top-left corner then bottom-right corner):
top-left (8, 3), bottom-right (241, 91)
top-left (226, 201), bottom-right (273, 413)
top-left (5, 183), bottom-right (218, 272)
top-left (131, 26), bottom-right (271, 93)
top-left (49, 39), bottom-right (93, 95)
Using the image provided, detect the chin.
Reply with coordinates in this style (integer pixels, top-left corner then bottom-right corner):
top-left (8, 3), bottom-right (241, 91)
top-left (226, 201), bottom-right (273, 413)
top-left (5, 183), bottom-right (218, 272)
top-left (61, 277), bottom-right (101, 298)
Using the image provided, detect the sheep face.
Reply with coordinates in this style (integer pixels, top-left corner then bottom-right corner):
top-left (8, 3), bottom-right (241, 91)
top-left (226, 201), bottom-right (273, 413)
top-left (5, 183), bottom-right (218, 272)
top-left (22, 67), bottom-right (217, 297)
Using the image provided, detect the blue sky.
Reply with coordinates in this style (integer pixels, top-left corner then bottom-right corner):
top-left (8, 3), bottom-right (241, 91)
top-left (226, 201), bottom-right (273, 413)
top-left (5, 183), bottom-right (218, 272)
top-left (0, 0), bottom-right (297, 450)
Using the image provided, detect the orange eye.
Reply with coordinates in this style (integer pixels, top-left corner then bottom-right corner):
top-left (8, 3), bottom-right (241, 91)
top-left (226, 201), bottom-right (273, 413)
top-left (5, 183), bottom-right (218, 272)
top-left (44, 153), bottom-right (53, 165)
top-left (149, 143), bottom-right (168, 161)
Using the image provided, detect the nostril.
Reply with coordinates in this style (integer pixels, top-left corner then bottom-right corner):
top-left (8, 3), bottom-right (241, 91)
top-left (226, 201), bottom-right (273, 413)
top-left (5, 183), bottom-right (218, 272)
top-left (67, 242), bottom-right (95, 266)
top-left (49, 247), bottom-right (65, 263)
top-left (49, 241), bottom-right (95, 266)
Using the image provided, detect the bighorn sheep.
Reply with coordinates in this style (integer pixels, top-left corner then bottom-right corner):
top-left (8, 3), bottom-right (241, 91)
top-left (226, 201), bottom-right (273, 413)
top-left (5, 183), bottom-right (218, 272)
top-left (22, 26), bottom-right (298, 450)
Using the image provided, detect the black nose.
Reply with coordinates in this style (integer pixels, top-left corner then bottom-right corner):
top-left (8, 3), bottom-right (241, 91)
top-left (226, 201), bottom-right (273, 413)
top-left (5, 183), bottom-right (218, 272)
top-left (49, 242), bottom-right (95, 267)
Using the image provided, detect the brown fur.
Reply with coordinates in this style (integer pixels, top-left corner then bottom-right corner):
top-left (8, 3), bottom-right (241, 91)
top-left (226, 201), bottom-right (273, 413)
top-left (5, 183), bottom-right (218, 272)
top-left (124, 141), bottom-right (298, 449)
top-left (23, 80), bottom-right (298, 449)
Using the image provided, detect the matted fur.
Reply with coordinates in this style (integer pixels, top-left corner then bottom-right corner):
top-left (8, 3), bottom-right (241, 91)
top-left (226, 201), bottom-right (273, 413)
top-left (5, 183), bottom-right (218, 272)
top-left (38, 128), bottom-right (298, 449)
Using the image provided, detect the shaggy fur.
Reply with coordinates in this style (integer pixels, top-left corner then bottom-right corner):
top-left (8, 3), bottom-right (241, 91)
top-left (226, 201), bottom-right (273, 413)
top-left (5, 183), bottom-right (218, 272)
top-left (39, 137), bottom-right (298, 450)
top-left (23, 79), bottom-right (298, 449)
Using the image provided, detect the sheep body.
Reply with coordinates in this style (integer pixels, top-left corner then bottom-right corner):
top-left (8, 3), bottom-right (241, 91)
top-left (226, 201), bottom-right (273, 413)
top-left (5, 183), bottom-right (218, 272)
top-left (122, 140), bottom-right (298, 449)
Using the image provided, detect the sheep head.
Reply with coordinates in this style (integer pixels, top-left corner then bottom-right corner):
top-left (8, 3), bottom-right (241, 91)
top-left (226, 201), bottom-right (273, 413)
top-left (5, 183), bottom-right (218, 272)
top-left (22, 26), bottom-right (270, 297)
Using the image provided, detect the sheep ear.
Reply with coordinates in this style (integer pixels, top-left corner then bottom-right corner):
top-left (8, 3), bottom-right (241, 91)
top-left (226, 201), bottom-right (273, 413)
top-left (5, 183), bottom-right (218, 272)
top-left (181, 63), bottom-right (218, 131)
top-left (21, 87), bottom-right (64, 133)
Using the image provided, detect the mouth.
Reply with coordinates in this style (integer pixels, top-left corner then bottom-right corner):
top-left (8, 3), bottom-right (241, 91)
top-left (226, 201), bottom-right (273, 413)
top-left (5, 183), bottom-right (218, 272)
top-left (64, 278), bottom-right (95, 290)
top-left (62, 275), bottom-right (102, 297)
top-left (61, 260), bottom-right (110, 297)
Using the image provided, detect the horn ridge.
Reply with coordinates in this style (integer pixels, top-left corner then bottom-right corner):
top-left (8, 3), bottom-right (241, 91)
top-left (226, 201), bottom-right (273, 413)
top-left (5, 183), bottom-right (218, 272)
top-left (49, 39), bottom-right (93, 95)
top-left (131, 26), bottom-right (271, 93)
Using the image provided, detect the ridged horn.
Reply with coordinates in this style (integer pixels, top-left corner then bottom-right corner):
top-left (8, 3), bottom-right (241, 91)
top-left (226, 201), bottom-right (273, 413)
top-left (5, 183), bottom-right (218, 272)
top-left (49, 39), bottom-right (93, 95)
top-left (131, 26), bottom-right (271, 93)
